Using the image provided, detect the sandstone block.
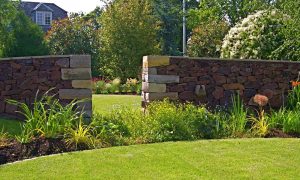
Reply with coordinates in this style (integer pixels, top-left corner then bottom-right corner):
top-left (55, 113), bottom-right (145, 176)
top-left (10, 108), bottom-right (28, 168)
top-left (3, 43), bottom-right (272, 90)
top-left (145, 75), bottom-right (179, 84)
top-left (72, 80), bottom-right (92, 89)
top-left (70, 55), bottom-right (91, 68)
top-left (77, 101), bottom-right (92, 118)
top-left (142, 68), bottom-right (157, 75)
top-left (61, 68), bottom-right (91, 80)
top-left (142, 82), bottom-right (166, 93)
top-left (59, 89), bottom-right (92, 100)
top-left (142, 92), bottom-right (178, 102)
top-left (143, 56), bottom-right (170, 68)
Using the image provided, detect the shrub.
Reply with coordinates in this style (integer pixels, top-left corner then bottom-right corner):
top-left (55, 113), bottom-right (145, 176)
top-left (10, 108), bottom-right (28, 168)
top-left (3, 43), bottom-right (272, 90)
top-left (126, 78), bottom-right (140, 93)
top-left (46, 14), bottom-right (101, 76)
top-left (94, 80), bottom-right (107, 94)
top-left (91, 112), bottom-right (131, 146)
top-left (221, 9), bottom-right (286, 60)
top-left (187, 20), bottom-right (229, 58)
top-left (269, 108), bottom-right (300, 134)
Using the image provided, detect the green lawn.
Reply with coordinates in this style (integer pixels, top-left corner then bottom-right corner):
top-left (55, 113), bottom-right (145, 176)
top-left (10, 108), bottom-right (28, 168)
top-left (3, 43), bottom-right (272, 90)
top-left (92, 94), bottom-right (141, 114)
top-left (1, 139), bottom-right (299, 179)
top-left (0, 117), bottom-right (22, 136)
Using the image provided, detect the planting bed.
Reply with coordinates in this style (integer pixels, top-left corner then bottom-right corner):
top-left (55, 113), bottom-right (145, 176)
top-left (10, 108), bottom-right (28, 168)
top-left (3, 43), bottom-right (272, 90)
top-left (0, 131), bottom-right (298, 165)
top-left (0, 137), bottom-right (88, 165)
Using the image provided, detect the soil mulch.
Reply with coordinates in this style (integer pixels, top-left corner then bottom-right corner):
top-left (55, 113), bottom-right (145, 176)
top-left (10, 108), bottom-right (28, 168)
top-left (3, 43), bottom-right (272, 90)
top-left (0, 138), bottom-right (88, 165)
top-left (265, 128), bottom-right (300, 138)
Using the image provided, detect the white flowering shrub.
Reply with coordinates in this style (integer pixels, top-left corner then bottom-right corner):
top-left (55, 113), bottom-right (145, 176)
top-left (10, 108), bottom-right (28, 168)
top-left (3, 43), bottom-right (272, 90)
top-left (221, 10), bottom-right (286, 60)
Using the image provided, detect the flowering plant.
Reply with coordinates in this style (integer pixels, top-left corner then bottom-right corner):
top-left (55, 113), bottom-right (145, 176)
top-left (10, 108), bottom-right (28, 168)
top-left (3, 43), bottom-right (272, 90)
top-left (221, 9), bottom-right (287, 60)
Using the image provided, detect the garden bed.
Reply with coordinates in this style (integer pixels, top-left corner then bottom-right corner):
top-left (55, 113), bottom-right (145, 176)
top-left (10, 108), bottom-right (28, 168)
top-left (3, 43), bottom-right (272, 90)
top-left (0, 137), bottom-right (89, 165)
top-left (1, 131), bottom-right (299, 165)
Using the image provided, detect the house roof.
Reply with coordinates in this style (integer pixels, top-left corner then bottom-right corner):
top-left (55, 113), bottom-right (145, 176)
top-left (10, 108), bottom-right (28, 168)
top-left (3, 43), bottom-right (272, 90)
top-left (33, 3), bottom-right (54, 12)
top-left (20, 1), bottom-right (67, 16)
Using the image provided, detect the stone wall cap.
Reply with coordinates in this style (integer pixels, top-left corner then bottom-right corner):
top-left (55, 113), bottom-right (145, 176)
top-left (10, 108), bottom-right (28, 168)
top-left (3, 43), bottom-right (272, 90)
top-left (0, 55), bottom-right (91, 61)
top-left (185, 57), bottom-right (300, 64)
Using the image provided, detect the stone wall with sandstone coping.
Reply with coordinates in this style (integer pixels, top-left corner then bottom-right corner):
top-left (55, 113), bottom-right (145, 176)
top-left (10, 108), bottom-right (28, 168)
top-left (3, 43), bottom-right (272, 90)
top-left (0, 55), bottom-right (92, 118)
top-left (142, 56), bottom-right (300, 108)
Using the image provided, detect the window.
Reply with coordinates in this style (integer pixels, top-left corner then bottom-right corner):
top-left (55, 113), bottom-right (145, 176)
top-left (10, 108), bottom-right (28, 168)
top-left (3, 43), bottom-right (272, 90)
top-left (36, 11), bottom-right (52, 25)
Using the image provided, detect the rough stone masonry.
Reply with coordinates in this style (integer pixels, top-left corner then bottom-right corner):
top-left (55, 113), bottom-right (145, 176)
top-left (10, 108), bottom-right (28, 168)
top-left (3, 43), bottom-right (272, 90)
top-left (142, 56), bottom-right (300, 108)
top-left (0, 55), bottom-right (92, 118)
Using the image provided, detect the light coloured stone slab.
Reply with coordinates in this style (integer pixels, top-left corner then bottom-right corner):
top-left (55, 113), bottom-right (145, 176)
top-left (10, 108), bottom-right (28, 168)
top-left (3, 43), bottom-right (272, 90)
top-left (72, 80), bottom-right (92, 89)
top-left (145, 75), bottom-right (180, 84)
top-left (142, 68), bottom-right (157, 75)
top-left (70, 55), bottom-right (91, 68)
top-left (142, 92), bottom-right (178, 102)
top-left (143, 56), bottom-right (170, 68)
top-left (61, 68), bottom-right (91, 80)
top-left (142, 82), bottom-right (166, 93)
top-left (59, 89), bottom-right (92, 100)
top-left (77, 100), bottom-right (92, 110)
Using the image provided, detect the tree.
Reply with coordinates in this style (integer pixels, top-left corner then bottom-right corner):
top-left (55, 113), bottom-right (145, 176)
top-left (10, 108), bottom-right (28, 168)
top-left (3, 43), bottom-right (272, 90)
top-left (152, 0), bottom-right (199, 55)
top-left (188, 0), bottom-right (275, 28)
top-left (4, 11), bottom-right (48, 57)
top-left (0, 0), bottom-right (48, 58)
top-left (46, 14), bottom-right (101, 76)
top-left (221, 10), bottom-right (286, 60)
top-left (187, 20), bottom-right (229, 57)
top-left (100, 0), bottom-right (161, 80)
top-left (271, 0), bottom-right (300, 61)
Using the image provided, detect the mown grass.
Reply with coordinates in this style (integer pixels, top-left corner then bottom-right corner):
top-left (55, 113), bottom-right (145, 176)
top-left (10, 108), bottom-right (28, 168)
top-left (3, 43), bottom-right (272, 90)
top-left (92, 94), bottom-right (140, 114)
top-left (1, 139), bottom-right (299, 179)
top-left (0, 117), bottom-right (22, 136)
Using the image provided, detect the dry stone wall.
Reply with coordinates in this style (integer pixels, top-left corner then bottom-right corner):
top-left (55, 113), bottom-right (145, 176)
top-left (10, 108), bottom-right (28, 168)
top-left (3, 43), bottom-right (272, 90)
top-left (142, 56), bottom-right (300, 108)
top-left (0, 55), bottom-right (92, 118)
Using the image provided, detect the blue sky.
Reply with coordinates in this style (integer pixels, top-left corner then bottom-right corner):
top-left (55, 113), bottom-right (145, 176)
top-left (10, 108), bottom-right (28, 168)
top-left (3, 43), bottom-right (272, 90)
top-left (22, 0), bottom-right (104, 13)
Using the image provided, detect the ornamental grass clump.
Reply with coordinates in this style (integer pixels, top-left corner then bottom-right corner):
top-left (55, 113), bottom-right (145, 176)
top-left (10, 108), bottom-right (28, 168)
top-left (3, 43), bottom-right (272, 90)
top-left (228, 94), bottom-right (248, 136)
top-left (7, 89), bottom-right (86, 143)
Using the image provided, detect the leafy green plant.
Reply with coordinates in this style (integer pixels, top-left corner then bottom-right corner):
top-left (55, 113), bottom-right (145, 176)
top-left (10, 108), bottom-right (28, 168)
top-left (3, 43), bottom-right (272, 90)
top-left (282, 110), bottom-right (300, 134)
top-left (91, 112), bottom-right (129, 146)
top-left (249, 94), bottom-right (270, 137)
top-left (250, 110), bottom-right (269, 137)
top-left (109, 78), bottom-right (121, 93)
top-left (95, 80), bottom-right (107, 94)
top-left (287, 85), bottom-right (300, 109)
top-left (15, 123), bottom-right (33, 144)
top-left (228, 94), bottom-right (248, 136)
top-left (65, 118), bottom-right (94, 149)
top-left (7, 90), bottom-right (85, 139)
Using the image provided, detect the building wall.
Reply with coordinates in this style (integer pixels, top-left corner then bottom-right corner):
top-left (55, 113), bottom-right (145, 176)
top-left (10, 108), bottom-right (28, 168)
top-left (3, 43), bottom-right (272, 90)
top-left (0, 55), bottom-right (92, 118)
top-left (142, 56), bottom-right (300, 108)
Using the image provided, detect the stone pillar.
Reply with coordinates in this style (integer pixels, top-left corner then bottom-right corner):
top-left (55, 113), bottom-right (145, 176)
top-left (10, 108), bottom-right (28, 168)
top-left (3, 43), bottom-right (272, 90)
top-left (59, 55), bottom-right (92, 118)
top-left (142, 56), bottom-right (179, 106)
